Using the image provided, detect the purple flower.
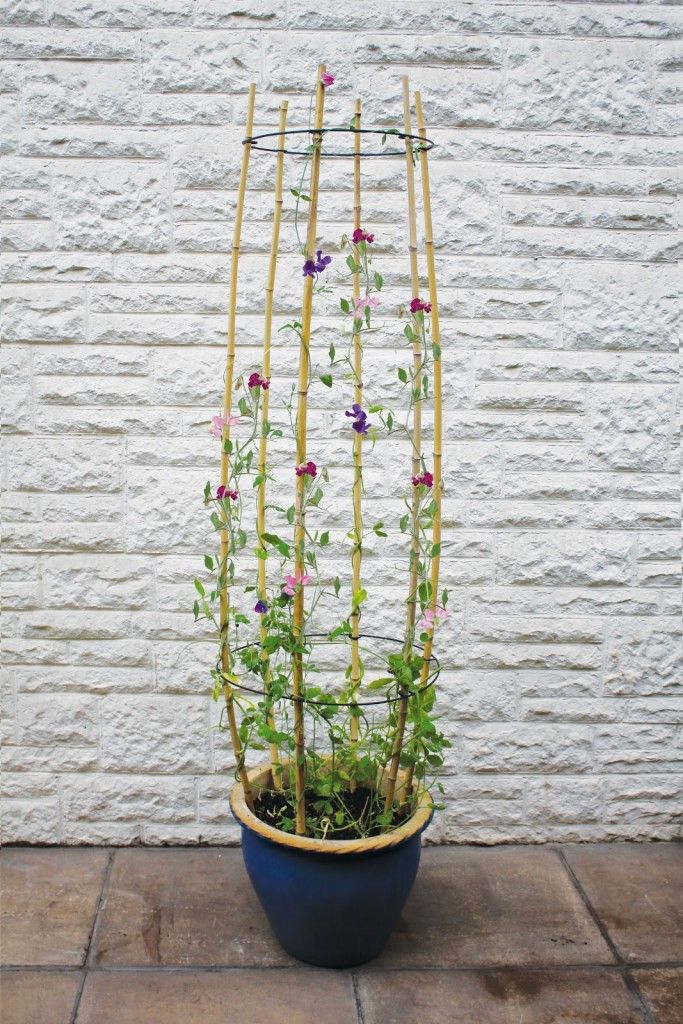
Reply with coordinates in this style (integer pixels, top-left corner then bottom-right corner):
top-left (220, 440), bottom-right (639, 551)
top-left (254, 599), bottom-right (268, 614)
top-left (345, 403), bottom-right (371, 435)
top-left (303, 250), bottom-right (332, 278)
top-left (320, 72), bottom-right (335, 87)
top-left (295, 460), bottom-right (317, 478)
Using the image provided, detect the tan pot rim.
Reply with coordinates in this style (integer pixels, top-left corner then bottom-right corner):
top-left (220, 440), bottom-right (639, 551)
top-left (229, 761), bottom-right (433, 855)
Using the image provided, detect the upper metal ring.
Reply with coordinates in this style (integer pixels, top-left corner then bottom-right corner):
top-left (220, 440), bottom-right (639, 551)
top-left (242, 126), bottom-right (436, 158)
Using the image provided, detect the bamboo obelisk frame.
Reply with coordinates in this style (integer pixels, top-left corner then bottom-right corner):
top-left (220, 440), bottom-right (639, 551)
top-left (217, 72), bottom-right (442, 835)
top-left (349, 97), bottom-right (363, 771)
top-left (291, 66), bottom-right (327, 834)
top-left (219, 82), bottom-right (256, 813)
top-left (401, 90), bottom-right (443, 801)
top-left (258, 100), bottom-right (288, 791)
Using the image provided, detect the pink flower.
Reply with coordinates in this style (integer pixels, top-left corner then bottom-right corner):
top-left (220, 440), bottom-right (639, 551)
top-left (216, 485), bottom-right (238, 501)
top-left (282, 570), bottom-right (313, 597)
top-left (412, 470), bottom-right (434, 488)
top-left (418, 605), bottom-right (448, 633)
top-left (209, 413), bottom-right (240, 436)
top-left (320, 72), bottom-right (335, 87)
top-left (352, 295), bottom-right (380, 312)
top-left (295, 460), bottom-right (317, 478)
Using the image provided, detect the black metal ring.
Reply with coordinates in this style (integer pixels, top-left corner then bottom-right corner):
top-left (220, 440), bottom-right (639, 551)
top-left (243, 126), bottom-right (436, 158)
top-left (221, 631), bottom-right (440, 706)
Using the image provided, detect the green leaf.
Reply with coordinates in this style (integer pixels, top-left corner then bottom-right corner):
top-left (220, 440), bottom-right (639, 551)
top-left (432, 342), bottom-right (441, 360)
top-left (329, 343), bottom-right (336, 363)
top-left (372, 521), bottom-right (387, 538)
top-left (346, 254), bottom-right (358, 274)
top-left (333, 576), bottom-right (341, 597)
top-left (399, 513), bottom-right (409, 533)
top-left (192, 599), bottom-right (199, 620)
top-left (340, 297), bottom-right (350, 314)
top-left (203, 480), bottom-right (211, 500)
top-left (319, 531), bottom-right (330, 546)
top-left (194, 579), bottom-right (205, 598)
top-left (374, 271), bottom-right (383, 291)
top-left (203, 554), bottom-right (214, 571)
top-left (404, 324), bottom-right (414, 342)
top-left (352, 587), bottom-right (368, 609)
top-left (286, 505), bottom-right (295, 525)
top-left (366, 676), bottom-right (393, 691)
top-left (319, 373), bottom-right (333, 388)
top-left (431, 543), bottom-right (441, 557)
top-left (398, 367), bottom-right (408, 384)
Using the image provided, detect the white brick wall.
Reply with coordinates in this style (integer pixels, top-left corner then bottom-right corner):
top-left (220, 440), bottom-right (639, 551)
top-left (1, 0), bottom-right (681, 845)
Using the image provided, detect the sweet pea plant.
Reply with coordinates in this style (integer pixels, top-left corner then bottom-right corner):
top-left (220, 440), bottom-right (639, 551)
top-left (194, 71), bottom-right (448, 840)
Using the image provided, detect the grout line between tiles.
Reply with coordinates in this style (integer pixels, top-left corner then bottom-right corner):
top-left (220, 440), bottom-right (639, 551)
top-left (351, 972), bottom-right (366, 1024)
top-left (3, 961), bottom-right (682, 976)
top-left (69, 849), bottom-right (116, 1024)
top-left (555, 848), bottom-right (658, 1024)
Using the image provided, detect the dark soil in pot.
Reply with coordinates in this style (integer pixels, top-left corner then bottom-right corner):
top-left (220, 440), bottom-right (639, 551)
top-left (253, 785), bottom-right (411, 839)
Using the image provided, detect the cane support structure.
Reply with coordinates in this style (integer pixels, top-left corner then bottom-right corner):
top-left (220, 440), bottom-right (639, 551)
top-left (217, 68), bottom-right (442, 837)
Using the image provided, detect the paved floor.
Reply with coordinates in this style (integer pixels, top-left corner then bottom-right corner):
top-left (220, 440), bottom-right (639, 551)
top-left (1, 843), bottom-right (681, 1023)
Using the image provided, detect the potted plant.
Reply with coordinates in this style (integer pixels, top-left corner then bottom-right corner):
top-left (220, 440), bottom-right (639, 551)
top-left (193, 67), bottom-right (448, 968)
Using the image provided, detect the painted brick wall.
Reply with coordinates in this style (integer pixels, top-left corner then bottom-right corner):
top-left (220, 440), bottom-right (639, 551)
top-left (1, 1), bottom-right (681, 846)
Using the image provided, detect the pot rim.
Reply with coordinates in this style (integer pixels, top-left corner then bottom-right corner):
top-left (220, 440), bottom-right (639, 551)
top-left (230, 761), bottom-right (433, 855)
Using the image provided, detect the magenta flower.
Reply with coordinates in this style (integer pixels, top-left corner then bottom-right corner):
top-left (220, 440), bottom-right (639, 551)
top-left (303, 250), bottom-right (332, 279)
top-left (254, 599), bottom-right (268, 614)
top-left (410, 297), bottom-right (432, 314)
top-left (418, 605), bottom-right (448, 633)
top-left (247, 372), bottom-right (270, 391)
top-left (352, 295), bottom-right (380, 313)
top-left (320, 72), bottom-right (335, 87)
top-left (352, 228), bottom-right (374, 244)
top-left (209, 413), bottom-right (240, 436)
top-left (295, 460), bottom-right (317, 478)
top-left (411, 470), bottom-right (434, 488)
top-left (216, 485), bottom-right (238, 501)
top-left (282, 570), bottom-right (313, 597)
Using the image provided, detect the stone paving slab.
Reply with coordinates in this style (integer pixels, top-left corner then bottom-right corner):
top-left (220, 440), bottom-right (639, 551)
top-left (91, 848), bottom-right (294, 967)
top-left (0, 970), bottom-right (82, 1024)
top-left (75, 969), bottom-right (358, 1024)
top-left (357, 968), bottom-right (647, 1024)
top-left (632, 968), bottom-right (683, 1024)
top-left (564, 843), bottom-right (683, 963)
top-left (0, 848), bottom-right (109, 966)
top-left (1, 843), bottom-right (681, 1024)
top-left (374, 847), bottom-right (614, 968)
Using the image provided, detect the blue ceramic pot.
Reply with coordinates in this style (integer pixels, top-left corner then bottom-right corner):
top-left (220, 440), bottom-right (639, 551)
top-left (230, 763), bottom-right (433, 968)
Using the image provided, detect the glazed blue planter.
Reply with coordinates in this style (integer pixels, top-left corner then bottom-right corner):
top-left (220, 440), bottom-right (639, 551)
top-left (230, 763), bottom-right (433, 968)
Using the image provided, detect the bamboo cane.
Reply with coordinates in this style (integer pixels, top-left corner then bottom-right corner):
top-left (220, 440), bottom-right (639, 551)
top-left (219, 83), bottom-right (257, 812)
top-left (349, 98), bottom-right (363, 777)
top-left (384, 77), bottom-right (423, 814)
top-left (291, 65), bottom-right (327, 835)
top-left (401, 89), bottom-right (443, 801)
top-left (258, 100), bottom-right (288, 791)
